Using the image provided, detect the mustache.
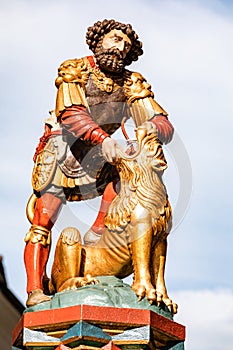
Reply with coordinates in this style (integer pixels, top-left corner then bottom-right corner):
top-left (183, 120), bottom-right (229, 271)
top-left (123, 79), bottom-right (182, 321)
top-left (101, 47), bottom-right (123, 59)
top-left (95, 46), bottom-right (124, 73)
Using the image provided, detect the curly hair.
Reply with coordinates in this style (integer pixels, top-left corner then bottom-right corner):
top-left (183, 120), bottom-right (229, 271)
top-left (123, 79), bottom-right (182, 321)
top-left (86, 19), bottom-right (143, 66)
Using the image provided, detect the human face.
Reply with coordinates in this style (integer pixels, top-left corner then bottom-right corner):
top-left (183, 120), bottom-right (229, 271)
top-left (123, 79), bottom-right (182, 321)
top-left (102, 29), bottom-right (132, 59)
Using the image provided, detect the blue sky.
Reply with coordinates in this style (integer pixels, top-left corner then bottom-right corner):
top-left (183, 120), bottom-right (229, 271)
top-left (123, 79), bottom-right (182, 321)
top-left (0, 1), bottom-right (233, 349)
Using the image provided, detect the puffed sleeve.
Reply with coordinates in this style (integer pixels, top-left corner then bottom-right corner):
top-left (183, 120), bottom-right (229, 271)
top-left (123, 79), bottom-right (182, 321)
top-left (124, 71), bottom-right (174, 144)
top-left (55, 58), bottom-right (90, 117)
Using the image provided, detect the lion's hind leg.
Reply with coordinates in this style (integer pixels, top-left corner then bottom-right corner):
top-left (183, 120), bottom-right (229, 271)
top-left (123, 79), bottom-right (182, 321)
top-left (151, 238), bottom-right (178, 314)
top-left (51, 227), bottom-right (97, 293)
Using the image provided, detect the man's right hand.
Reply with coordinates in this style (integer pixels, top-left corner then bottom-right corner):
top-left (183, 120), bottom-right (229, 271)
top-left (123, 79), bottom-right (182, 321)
top-left (102, 137), bottom-right (118, 163)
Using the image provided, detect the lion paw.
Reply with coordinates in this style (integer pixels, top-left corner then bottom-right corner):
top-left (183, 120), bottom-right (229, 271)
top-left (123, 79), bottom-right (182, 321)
top-left (84, 274), bottom-right (99, 286)
top-left (156, 291), bottom-right (178, 315)
top-left (131, 281), bottom-right (157, 303)
top-left (162, 297), bottom-right (178, 315)
top-left (58, 275), bottom-right (99, 292)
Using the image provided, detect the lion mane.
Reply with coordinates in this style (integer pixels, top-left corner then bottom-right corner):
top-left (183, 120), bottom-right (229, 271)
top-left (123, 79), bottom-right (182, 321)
top-left (105, 122), bottom-right (172, 235)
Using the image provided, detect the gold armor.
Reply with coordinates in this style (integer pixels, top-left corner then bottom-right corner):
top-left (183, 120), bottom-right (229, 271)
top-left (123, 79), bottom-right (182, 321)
top-left (124, 72), bottom-right (168, 126)
top-left (55, 58), bottom-right (91, 116)
top-left (55, 56), bottom-right (167, 126)
top-left (24, 225), bottom-right (51, 246)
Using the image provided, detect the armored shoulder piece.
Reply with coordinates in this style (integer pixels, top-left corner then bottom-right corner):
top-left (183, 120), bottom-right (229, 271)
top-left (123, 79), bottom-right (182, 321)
top-left (124, 71), bottom-right (168, 126)
top-left (55, 57), bottom-right (91, 117)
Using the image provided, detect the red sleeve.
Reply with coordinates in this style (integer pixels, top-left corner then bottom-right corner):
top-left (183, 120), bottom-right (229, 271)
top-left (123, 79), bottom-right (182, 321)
top-left (150, 115), bottom-right (174, 144)
top-left (60, 105), bottom-right (109, 144)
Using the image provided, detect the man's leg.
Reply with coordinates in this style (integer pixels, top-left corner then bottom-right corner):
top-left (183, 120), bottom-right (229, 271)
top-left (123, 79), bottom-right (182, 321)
top-left (24, 192), bottom-right (63, 307)
top-left (84, 182), bottom-right (117, 245)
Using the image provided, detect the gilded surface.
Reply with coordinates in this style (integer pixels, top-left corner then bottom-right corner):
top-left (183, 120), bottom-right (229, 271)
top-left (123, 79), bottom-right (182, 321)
top-left (50, 122), bottom-right (177, 314)
top-left (24, 225), bottom-right (51, 246)
top-left (26, 194), bottom-right (37, 224)
top-left (124, 72), bottom-right (154, 103)
top-left (123, 72), bottom-right (168, 126)
top-left (105, 122), bottom-right (169, 233)
top-left (32, 138), bottom-right (57, 192)
top-left (55, 58), bottom-right (91, 116)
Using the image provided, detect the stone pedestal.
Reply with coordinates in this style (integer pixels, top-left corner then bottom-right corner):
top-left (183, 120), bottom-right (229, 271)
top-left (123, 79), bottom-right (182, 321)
top-left (12, 277), bottom-right (185, 349)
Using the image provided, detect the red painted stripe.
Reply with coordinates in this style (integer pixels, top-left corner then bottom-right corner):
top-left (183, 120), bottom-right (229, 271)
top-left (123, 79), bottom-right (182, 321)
top-left (18, 305), bottom-right (185, 340)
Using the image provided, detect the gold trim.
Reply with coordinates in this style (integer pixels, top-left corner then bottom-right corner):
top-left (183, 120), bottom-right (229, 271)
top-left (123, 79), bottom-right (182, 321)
top-left (26, 194), bottom-right (37, 224)
top-left (24, 225), bottom-right (51, 246)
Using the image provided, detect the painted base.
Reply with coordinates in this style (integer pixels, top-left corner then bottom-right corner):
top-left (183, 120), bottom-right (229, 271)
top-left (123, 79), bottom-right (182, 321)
top-left (12, 277), bottom-right (185, 349)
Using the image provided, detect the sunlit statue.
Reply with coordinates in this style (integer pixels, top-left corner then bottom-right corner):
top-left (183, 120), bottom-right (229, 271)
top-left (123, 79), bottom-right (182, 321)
top-left (50, 122), bottom-right (177, 314)
top-left (24, 19), bottom-right (174, 308)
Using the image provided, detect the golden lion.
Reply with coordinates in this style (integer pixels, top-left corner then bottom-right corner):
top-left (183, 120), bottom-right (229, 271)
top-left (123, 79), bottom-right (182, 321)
top-left (49, 122), bottom-right (177, 314)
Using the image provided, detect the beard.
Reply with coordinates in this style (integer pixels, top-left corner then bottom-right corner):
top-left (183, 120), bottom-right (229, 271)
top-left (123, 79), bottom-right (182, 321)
top-left (94, 46), bottom-right (125, 74)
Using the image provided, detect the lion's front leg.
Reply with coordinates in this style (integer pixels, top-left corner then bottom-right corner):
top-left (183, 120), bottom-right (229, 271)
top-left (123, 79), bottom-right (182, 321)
top-left (128, 207), bottom-right (157, 303)
top-left (151, 238), bottom-right (178, 314)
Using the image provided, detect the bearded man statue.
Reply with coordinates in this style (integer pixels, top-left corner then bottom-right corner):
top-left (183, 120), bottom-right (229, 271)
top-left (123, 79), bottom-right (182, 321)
top-left (24, 19), bottom-right (174, 307)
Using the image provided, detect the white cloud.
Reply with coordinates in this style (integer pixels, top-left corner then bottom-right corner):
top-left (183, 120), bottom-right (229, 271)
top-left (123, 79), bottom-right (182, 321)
top-left (173, 289), bottom-right (233, 350)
